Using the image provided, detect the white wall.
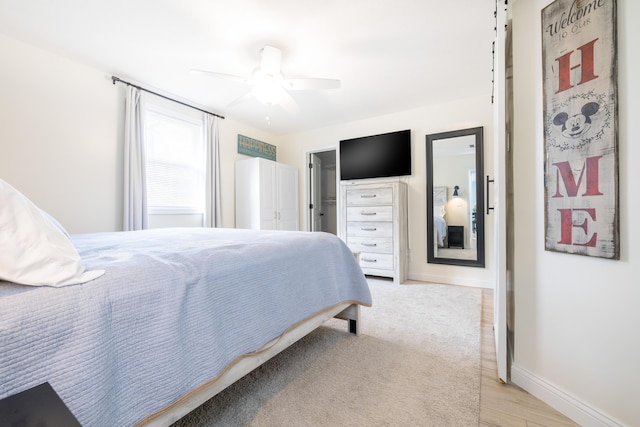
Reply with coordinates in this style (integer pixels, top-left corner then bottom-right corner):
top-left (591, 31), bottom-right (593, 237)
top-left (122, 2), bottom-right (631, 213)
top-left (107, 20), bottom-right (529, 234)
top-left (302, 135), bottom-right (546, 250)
top-left (0, 34), bottom-right (122, 233)
top-left (279, 97), bottom-right (495, 287)
top-left (0, 33), bottom-right (280, 233)
top-left (511, 0), bottom-right (639, 425)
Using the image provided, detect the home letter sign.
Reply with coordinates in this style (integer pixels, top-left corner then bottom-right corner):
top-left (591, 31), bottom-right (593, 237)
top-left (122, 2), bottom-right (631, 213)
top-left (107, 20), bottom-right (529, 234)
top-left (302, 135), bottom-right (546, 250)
top-left (542, 0), bottom-right (618, 259)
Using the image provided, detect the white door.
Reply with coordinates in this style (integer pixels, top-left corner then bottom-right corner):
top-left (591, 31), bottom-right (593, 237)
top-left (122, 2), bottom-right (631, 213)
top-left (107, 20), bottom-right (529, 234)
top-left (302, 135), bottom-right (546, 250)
top-left (309, 154), bottom-right (323, 232)
top-left (492, 1), bottom-right (509, 383)
top-left (276, 163), bottom-right (299, 231)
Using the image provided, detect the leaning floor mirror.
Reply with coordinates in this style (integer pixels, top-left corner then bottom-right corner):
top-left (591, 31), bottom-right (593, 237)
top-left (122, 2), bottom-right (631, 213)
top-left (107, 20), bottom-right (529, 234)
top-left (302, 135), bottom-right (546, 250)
top-left (426, 127), bottom-right (485, 267)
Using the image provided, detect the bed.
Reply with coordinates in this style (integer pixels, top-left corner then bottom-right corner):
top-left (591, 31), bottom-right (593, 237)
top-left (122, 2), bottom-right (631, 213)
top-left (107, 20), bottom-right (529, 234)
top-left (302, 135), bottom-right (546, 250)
top-left (0, 180), bottom-right (372, 426)
top-left (434, 206), bottom-right (447, 247)
top-left (433, 186), bottom-right (448, 248)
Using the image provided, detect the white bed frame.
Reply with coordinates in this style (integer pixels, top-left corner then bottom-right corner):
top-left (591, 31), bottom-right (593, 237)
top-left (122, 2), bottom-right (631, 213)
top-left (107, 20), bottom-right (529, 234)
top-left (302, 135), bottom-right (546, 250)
top-left (136, 303), bottom-right (361, 426)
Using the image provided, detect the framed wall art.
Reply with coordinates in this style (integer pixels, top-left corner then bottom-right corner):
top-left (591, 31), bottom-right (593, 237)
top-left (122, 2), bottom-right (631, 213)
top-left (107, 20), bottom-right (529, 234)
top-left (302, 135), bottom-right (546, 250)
top-left (237, 134), bottom-right (277, 161)
top-left (541, 0), bottom-right (619, 259)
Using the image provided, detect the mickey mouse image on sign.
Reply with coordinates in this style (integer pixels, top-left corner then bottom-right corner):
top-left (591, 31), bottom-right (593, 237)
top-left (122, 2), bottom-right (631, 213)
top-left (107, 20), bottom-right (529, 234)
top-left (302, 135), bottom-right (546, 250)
top-left (553, 102), bottom-right (599, 139)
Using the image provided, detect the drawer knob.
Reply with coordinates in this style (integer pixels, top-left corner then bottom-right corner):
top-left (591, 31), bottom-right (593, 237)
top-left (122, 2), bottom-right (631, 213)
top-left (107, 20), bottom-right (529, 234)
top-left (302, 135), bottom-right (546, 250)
top-left (361, 194), bottom-right (377, 198)
top-left (361, 257), bottom-right (377, 263)
top-left (361, 242), bottom-right (377, 247)
top-left (360, 211), bottom-right (377, 216)
top-left (361, 227), bottom-right (377, 231)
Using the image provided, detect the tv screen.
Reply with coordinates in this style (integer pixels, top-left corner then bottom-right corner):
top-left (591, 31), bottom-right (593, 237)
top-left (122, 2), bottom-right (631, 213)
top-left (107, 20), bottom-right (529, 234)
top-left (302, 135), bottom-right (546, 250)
top-left (339, 129), bottom-right (411, 180)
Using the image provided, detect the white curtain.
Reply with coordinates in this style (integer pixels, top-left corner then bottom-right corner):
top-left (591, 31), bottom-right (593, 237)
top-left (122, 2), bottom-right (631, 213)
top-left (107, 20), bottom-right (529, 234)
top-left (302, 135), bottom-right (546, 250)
top-left (204, 114), bottom-right (222, 227)
top-left (123, 86), bottom-right (148, 231)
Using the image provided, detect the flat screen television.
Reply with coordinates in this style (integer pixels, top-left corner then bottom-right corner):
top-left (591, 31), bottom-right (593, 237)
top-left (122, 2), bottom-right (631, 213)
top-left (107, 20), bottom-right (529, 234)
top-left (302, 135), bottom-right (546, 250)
top-left (339, 129), bottom-right (411, 180)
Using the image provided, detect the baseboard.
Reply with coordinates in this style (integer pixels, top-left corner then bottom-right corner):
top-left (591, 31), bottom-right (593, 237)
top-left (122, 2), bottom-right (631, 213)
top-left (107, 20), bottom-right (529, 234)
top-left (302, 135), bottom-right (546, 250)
top-left (407, 272), bottom-right (492, 288)
top-left (510, 364), bottom-right (624, 427)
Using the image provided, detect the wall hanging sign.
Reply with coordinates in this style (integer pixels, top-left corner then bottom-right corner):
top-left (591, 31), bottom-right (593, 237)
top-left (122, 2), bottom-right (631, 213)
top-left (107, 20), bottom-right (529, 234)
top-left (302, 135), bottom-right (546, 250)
top-left (542, 0), bottom-right (618, 259)
top-left (237, 134), bottom-right (277, 161)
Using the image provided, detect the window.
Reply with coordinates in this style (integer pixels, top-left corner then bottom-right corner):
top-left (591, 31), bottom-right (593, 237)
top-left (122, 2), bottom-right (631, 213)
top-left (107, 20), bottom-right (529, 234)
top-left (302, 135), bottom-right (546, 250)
top-left (144, 101), bottom-right (205, 219)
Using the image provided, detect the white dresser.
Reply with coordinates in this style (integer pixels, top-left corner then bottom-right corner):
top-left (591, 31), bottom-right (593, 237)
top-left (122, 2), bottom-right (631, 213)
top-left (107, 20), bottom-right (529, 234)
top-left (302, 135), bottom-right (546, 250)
top-left (340, 179), bottom-right (408, 283)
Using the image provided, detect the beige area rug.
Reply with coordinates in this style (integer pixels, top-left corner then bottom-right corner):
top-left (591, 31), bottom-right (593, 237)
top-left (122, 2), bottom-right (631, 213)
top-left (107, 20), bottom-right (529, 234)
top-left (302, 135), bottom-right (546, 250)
top-left (172, 279), bottom-right (482, 426)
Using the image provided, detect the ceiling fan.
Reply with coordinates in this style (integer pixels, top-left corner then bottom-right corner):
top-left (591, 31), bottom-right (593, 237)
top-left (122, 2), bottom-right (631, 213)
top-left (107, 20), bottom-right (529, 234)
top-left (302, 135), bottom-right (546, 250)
top-left (192, 45), bottom-right (340, 113)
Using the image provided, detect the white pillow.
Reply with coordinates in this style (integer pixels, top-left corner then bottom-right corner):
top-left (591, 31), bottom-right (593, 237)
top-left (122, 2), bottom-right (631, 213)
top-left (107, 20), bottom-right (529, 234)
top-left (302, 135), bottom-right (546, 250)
top-left (0, 179), bottom-right (104, 287)
top-left (40, 208), bottom-right (71, 239)
top-left (434, 205), bottom-right (446, 218)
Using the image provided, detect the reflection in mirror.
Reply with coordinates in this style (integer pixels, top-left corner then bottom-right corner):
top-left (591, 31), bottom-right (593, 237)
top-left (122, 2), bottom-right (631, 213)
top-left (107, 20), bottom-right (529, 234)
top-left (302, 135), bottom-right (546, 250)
top-left (426, 127), bottom-right (485, 267)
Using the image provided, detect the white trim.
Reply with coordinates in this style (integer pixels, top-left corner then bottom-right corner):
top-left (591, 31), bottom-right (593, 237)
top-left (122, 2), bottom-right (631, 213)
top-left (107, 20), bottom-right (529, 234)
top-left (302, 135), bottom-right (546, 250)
top-left (510, 364), bottom-right (624, 427)
top-left (148, 206), bottom-right (204, 215)
top-left (303, 147), bottom-right (338, 233)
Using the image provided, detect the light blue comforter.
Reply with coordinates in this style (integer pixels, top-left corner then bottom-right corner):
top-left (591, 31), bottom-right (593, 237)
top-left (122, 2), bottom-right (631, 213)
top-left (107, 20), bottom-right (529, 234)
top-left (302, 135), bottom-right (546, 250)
top-left (435, 216), bottom-right (447, 246)
top-left (0, 228), bottom-right (371, 426)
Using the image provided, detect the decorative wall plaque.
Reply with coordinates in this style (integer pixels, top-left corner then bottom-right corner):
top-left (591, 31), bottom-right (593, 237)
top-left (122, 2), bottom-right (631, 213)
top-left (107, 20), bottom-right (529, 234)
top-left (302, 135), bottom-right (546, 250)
top-left (542, 0), bottom-right (618, 259)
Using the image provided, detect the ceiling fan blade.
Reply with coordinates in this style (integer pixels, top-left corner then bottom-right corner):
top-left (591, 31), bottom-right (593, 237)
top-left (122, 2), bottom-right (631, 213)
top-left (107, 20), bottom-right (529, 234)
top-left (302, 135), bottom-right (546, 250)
top-left (260, 45), bottom-right (282, 77)
top-left (284, 78), bottom-right (341, 90)
top-left (227, 90), bottom-right (255, 108)
top-left (279, 91), bottom-right (300, 114)
top-left (190, 69), bottom-right (251, 84)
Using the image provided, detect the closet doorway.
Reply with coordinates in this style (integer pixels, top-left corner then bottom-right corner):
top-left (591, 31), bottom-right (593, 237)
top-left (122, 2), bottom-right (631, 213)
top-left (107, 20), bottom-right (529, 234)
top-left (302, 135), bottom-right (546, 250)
top-left (307, 150), bottom-right (337, 234)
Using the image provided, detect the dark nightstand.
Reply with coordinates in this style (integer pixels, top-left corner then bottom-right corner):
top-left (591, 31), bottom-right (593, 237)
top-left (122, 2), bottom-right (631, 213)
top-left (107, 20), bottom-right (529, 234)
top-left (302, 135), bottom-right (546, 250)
top-left (447, 225), bottom-right (464, 249)
top-left (0, 382), bottom-right (81, 427)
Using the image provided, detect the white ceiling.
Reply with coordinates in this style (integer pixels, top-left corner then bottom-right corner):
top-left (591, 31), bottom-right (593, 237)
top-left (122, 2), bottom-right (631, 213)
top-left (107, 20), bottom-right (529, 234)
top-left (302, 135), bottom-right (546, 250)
top-left (0, 0), bottom-right (496, 135)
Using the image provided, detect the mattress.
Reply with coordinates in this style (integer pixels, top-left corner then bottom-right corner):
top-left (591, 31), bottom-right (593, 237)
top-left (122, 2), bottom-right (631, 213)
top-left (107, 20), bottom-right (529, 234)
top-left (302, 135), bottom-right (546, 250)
top-left (0, 227), bottom-right (371, 426)
top-left (434, 215), bottom-right (447, 246)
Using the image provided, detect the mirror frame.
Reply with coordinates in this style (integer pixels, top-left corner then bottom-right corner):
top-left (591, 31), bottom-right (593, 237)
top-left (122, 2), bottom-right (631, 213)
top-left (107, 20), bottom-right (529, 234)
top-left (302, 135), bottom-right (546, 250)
top-left (426, 126), bottom-right (485, 268)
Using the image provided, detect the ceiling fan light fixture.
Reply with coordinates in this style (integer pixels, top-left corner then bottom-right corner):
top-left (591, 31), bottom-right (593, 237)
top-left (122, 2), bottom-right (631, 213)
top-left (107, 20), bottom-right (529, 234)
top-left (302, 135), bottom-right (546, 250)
top-left (194, 45), bottom-right (338, 112)
top-left (251, 77), bottom-right (285, 105)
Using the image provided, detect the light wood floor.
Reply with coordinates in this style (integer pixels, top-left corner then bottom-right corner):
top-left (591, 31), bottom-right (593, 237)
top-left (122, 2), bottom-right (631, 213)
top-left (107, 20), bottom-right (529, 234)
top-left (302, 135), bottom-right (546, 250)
top-left (479, 289), bottom-right (579, 426)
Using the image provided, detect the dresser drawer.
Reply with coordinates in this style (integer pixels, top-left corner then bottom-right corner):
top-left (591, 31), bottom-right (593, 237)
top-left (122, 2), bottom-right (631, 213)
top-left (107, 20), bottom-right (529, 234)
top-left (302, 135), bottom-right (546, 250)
top-left (358, 252), bottom-right (394, 271)
top-left (346, 187), bottom-right (393, 206)
top-left (346, 221), bottom-right (393, 238)
top-left (346, 205), bottom-right (392, 222)
top-left (347, 236), bottom-right (393, 254)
